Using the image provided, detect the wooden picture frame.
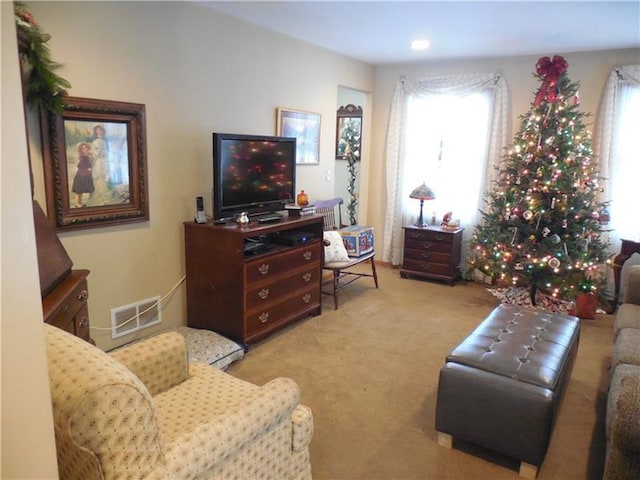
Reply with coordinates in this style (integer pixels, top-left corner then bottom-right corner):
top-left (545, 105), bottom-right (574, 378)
top-left (276, 107), bottom-right (321, 165)
top-left (336, 104), bottom-right (363, 160)
top-left (42, 97), bottom-right (149, 231)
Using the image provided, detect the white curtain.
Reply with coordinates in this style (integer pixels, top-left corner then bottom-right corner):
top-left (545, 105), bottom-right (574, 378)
top-left (382, 73), bottom-right (509, 267)
top-left (594, 65), bottom-right (640, 298)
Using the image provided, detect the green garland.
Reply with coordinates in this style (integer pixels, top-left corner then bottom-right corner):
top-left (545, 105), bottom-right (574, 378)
top-left (14, 2), bottom-right (70, 113)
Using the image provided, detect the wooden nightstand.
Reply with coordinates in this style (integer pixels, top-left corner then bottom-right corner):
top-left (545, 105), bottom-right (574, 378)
top-left (400, 225), bottom-right (463, 285)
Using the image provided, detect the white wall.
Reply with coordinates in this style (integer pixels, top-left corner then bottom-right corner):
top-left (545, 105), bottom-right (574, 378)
top-left (27, 1), bottom-right (375, 350)
top-left (1, 2), bottom-right (59, 478)
top-left (368, 49), bottom-right (640, 257)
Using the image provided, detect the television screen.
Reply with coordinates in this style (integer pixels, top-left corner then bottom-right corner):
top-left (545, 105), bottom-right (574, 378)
top-left (213, 133), bottom-right (296, 219)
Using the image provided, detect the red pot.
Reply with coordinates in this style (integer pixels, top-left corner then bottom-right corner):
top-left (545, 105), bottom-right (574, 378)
top-left (570, 292), bottom-right (598, 320)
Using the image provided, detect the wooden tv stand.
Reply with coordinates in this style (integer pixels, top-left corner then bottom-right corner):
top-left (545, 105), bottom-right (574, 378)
top-left (184, 215), bottom-right (324, 344)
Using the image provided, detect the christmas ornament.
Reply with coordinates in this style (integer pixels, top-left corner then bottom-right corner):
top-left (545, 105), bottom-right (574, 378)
top-left (548, 257), bottom-right (560, 269)
top-left (549, 234), bottom-right (561, 244)
top-left (523, 210), bottom-right (534, 221)
top-left (590, 211), bottom-right (600, 220)
top-left (599, 208), bottom-right (610, 225)
top-left (542, 227), bottom-right (551, 237)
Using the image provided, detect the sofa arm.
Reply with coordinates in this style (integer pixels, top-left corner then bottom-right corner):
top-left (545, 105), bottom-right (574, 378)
top-left (110, 331), bottom-right (189, 396)
top-left (624, 265), bottom-right (640, 305)
top-left (604, 375), bottom-right (640, 480)
top-left (158, 377), bottom-right (302, 477)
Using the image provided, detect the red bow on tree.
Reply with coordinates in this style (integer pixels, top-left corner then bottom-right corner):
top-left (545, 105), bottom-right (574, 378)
top-left (534, 55), bottom-right (568, 106)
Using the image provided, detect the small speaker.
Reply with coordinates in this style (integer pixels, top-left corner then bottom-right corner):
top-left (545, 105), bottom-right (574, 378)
top-left (195, 196), bottom-right (206, 223)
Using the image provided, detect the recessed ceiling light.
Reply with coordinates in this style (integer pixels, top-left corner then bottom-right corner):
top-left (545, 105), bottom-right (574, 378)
top-left (411, 39), bottom-right (430, 51)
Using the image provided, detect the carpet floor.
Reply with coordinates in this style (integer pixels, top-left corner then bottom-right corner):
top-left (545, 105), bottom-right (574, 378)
top-left (227, 263), bottom-right (613, 480)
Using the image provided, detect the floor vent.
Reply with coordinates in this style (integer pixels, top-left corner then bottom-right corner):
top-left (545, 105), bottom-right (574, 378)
top-left (110, 296), bottom-right (161, 338)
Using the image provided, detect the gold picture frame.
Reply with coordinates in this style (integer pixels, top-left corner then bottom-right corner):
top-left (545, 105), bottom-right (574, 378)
top-left (276, 107), bottom-right (321, 165)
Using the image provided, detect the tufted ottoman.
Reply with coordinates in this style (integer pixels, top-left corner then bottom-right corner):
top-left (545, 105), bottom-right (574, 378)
top-left (435, 304), bottom-right (580, 478)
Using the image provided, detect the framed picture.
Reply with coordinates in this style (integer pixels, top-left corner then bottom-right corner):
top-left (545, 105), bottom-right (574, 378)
top-left (42, 97), bottom-right (149, 231)
top-left (336, 104), bottom-right (363, 160)
top-left (276, 107), bottom-right (321, 165)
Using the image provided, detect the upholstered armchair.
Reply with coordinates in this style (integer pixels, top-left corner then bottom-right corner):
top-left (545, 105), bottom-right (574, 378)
top-left (43, 323), bottom-right (313, 479)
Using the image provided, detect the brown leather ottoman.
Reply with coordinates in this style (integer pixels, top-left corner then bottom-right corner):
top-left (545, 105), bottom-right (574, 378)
top-left (435, 304), bottom-right (580, 478)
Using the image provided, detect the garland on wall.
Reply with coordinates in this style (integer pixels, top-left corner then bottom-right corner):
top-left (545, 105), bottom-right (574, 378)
top-left (14, 1), bottom-right (70, 113)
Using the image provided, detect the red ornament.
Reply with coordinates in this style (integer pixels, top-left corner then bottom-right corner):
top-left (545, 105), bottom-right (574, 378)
top-left (534, 55), bottom-right (569, 106)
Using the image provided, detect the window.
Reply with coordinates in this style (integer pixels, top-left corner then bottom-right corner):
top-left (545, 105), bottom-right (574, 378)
top-left (609, 83), bottom-right (640, 241)
top-left (404, 92), bottom-right (492, 226)
top-left (382, 73), bottom-right (508, 266)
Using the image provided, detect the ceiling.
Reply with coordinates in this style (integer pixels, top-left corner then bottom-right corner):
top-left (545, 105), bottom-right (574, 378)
top-left (204, 1), bottom-right (640, 65)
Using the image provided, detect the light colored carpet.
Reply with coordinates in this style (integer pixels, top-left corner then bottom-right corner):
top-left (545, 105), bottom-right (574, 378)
top-left (227, 263), bottom-right (613, 480)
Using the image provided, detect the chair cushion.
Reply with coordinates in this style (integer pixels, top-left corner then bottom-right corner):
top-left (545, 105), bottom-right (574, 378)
top-left (323, 230), bottom-right (350, 262)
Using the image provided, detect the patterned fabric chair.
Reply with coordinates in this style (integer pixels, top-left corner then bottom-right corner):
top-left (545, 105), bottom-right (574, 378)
top-left (44, 323), bottom-right (313, 479)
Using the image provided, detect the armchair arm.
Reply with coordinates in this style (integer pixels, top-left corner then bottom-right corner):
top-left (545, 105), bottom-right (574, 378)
top-left (604, 375), bottom-right (640, 479)
top-left (157, 377), bottom-right (301, 477)
top-left (110, 331), bottom-right (189, 396)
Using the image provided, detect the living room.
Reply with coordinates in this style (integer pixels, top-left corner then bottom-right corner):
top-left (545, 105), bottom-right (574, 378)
top-left (2, 1), bottom-right (639, 478)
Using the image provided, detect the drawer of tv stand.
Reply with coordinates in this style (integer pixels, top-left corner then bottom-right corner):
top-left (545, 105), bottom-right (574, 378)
top-left (245, 241), bottom-right (321, 285)
top-left (245, 285), bottom-right (319, 339)
top-left (245, 265), bottom-right (320, 310)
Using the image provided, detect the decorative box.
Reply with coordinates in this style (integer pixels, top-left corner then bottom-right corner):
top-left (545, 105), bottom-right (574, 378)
top-left (338, 226), bottom-right (374, 257)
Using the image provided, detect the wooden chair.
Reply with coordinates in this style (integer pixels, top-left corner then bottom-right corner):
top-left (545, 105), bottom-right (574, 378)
top-left (315, 197), bottom-right (379, 309)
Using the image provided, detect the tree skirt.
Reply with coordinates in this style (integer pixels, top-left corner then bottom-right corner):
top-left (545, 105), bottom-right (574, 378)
top-left (487, 287), bottom-right (602, 315)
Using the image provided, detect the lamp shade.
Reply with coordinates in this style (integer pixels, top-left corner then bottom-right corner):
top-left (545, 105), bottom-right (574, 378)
top-left (409, 182), bottom-right (436, 201)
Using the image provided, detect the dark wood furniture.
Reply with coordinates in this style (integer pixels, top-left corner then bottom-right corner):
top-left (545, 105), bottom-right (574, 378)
top-left (184, 216), bottom-right (324, 344)
top-left (33, 200), bottom-right (94, 344)
top-left (43, 269), bottom-right (93, 344)
top-left (400, 225), bottom-right (463, 285)
top-left (612, 239), bottom-right (640, 311)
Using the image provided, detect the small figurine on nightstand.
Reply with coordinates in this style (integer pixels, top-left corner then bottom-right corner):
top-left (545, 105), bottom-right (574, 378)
top-left (442, 211), bottom-right (460, 230)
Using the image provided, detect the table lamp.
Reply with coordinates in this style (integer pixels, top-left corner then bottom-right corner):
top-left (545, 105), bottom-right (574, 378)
top-left (409, 182), bottom-right (435, 227)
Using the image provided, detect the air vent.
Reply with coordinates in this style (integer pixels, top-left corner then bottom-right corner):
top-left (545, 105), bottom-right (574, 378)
top-left (110, 296), bottom-right (161, 338)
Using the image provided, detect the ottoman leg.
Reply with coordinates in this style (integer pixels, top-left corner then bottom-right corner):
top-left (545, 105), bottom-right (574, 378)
top-left (519, 461), bottom-right (538, 479)
top-left (437, 432), bottom-right (453, 449)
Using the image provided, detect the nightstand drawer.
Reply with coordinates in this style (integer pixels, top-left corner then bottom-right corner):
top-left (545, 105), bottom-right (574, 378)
top-left (404, 228), bottom-right (455, 244)
top-left (402, 259), bottom-right (453, 277)
top-left (404, 238), bottom-right (453, 253)
top-left (403, 248), bottom-right (451, 264)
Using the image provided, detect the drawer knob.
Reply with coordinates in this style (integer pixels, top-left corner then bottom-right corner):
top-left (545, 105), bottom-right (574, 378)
top-left (420, 263), bottom-right (431, 271)
top-left (303, 251), bottom-right (312, 261)
top-left (258, 264), bottom-right (270, 275)
top-left (78, 317), bottom-right (88, 328)
top-left (259, 312), bottom-right (269, 323)
top-left (258, 288), bottom-right (270, 300)
top-left (421, 252), bottom-right (432, 259)
top-left (422, 241), bottom-right (432, 249)
top-left (302, 272), bottom-right (312, 282)
top-left (435, 234), bottom-right (445, 241)
top-left (78, 289), bottom-right (89, 301)
top-left (302, 293), bottom-right (312, 304)
top-left (409, 232), bottom-right (421, 239)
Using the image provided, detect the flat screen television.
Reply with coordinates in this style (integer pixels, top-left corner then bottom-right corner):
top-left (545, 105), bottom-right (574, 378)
top-left (213, 132), bottom-right (296, 220)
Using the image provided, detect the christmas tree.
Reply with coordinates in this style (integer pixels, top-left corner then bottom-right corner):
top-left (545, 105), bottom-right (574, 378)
top-left (468, 55), bottom-right (610, 306)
